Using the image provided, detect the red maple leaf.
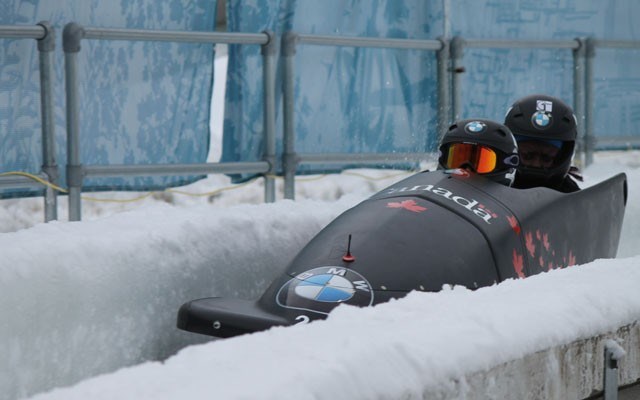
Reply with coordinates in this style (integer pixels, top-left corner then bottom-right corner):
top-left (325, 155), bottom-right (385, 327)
top-left (525, 232), bottom-right (535, 257)
top-left (542, 233), bottom-right (550, 251)
top-left (512, 249), bottom-right (525, 278)
top-left (506, 215), bottom-right (521, 235)
top-left (386, 200), bottom-right (427, 213)
top-left (568, 251), bottom-right (576, 267)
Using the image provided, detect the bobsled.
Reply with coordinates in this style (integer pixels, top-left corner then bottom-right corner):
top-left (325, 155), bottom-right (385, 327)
top-left (177, 169), bottom-right (627, 338)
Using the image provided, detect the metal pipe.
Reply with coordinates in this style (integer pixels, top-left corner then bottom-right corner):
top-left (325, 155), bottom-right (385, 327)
top-left (573, 38), bottom-right (586, 168)
top-left (463, 38), bottom-right (580, 49)
top-left (298, 153), bottom-right (432, 165)
top-left (37, 21), bottom-right (58, 222)
top-left (282, 32), bottom-right (298, 200)
top-left (450, 36), bottom-right (465, 121)
top-left (436, 37), bottom-right (450, 143)
top-left (596, 39), bottom-right (640, 49)
top-left (63, 22), bottom-right (85, 221)
top-left (0, 175), bottom-right (49, 189)
top-left (84, 161), bottom-right (270, 177)
top-left (261, 31), bottom-right (276, 203)
top-left (0, 24), bottom-right (46, 39)
top-left (584, 37), bottom-right (596, 166)
top-left (603, 341), bottom-right (624, 400)
top-left (82, 27), bottom-right (267, 45)
top-left (297, 34), bottom-right (441, 50)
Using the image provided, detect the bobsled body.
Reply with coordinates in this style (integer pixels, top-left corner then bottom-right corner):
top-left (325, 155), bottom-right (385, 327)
top-left (178, 169), bottom-right (627, 338)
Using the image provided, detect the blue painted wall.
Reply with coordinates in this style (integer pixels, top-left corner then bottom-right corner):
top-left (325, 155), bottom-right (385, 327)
top-left (0, 0), bottom-right (216, 197)
top-left (223, 0), bottom-right (640, 180)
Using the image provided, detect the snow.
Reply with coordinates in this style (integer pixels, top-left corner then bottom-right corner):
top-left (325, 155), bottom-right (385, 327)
top-left (21, 256), bottom-right (640, 400)
top-left (1, 47), bottom-right (640, 399)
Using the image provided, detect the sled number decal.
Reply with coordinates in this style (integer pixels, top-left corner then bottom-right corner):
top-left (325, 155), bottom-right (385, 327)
top-left (295, 315), bottom-right (310, 324)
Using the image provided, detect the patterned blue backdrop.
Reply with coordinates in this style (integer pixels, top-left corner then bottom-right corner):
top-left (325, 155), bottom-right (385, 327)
top-left (0, 0), bottom-right (216, 197)
top-left (223, 1), bottom-right (442, 181)
top-left (223, 0), bottom-right (640, 181)
top-left (2, 1), bottom-right (639, 195)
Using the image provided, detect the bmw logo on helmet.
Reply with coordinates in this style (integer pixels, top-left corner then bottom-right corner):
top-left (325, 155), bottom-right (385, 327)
top-left (276, 266), bottom-right (374, 315)
top-left (465, 121), bottom-right (487, 134)
top-left (532, 111), bottom-right (552, 129)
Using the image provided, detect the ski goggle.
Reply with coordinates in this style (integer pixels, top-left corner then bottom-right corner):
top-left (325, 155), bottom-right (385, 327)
top-left (441, 143), bottom-right (519, 174)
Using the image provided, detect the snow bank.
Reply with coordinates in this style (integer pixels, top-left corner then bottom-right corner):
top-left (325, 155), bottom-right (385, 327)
top-left (28, 258), bottom-right (640, 400)
top-left (0, 197), bottom-right (359, 400)
top-left (2, 151), bottom-right (638, 400)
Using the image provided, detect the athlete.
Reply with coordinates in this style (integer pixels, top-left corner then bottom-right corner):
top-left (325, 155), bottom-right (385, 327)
top-left (504, 94), bottom-right (582, 192)
top-left (438, 119), bottom-right (520, 187)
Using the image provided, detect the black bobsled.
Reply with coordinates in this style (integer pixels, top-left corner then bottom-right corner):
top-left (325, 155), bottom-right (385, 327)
top-left (177, 169), bottom-right (627, 338)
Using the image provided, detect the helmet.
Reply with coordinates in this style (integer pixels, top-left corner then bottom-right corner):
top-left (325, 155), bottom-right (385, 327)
top-left (438, 119), bottom-right (520, 186)
top-left (504, 94), bottom-right (577, 188)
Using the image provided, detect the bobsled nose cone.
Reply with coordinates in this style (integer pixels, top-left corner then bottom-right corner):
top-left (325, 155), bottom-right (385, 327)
top-left (177, 297), bottom-right (291, 338)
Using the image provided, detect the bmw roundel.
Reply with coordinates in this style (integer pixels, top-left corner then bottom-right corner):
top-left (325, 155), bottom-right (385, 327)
top-left (465, 121), bottom-right (486, 134)
top-left (532, 111), bottom-right (552, 129)
top-left (276, 267), bottom-right (374, 315)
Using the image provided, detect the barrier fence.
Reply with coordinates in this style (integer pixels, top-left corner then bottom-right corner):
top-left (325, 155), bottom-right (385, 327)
top-left (1, 23), bottom-right (640, 216)
top-left (585, 39), bottom-right (640, 165)
top-left (449, 37), bottom-right (589, 166)
top-left (0, 22), bottom-right (58, 221)
top-left (281, 32), bottom-right (447, 199)
top-left (62, 23), bottom-right (277, 221)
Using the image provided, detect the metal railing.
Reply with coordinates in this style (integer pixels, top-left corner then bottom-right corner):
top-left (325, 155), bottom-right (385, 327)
top-left (584, 39), bottom-right (640, 165)
top-left (281, 32), bottom-right (447, 199)
top-left (449, 37), bottom-right (590, 165)
top-left (3, 25), bottom-right (640, 219)
top-left (0, 22), bottom-right (58, 221)
top-left (62, 23), bottom-right (278, 221)
top-left (603, 341), bottom-right (625, 400)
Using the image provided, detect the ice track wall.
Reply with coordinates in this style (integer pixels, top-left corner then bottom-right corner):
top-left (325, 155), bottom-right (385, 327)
top-left (23, 257), bottom-right (640, 400)
top-left (0, 200), bottom-right (345, 400)
top-left (3, 198), bottom-right (640, 399)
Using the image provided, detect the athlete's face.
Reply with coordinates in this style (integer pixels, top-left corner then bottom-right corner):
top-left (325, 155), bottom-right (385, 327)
top-left (517, 140), bottom-right (560, 169)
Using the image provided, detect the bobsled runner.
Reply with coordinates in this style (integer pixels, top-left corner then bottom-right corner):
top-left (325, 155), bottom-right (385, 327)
top-left (177, 169), bottom-right (627, 338)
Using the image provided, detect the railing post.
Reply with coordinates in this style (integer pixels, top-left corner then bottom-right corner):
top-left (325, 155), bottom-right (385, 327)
top-left (584, 37), bottom-right (596, 167)
top-left (603, 340), bottom-right (625, 400)
top-left (282, 32), bottom-right (298, 200)
top-left (572, 37), bottom-right (586, 169)
top-left (436, 37), bottom-right (450, 142)
top-left (261, 30), bottom-right (276, 203)
top-left (63, 22), bottom-right (85, 221)
top-left (36, 21), bottom-right (58, 222)
top-left (450, 36), bottom-right (465, 122)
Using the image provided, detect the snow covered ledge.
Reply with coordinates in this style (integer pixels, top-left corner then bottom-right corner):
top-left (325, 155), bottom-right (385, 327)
top-left (0, 199), bottom-right (354, 400)
top-left (26, 257), bottom-right (640, 400)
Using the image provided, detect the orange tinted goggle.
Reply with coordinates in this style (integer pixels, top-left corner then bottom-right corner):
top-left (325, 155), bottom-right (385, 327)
top-left (443, 143), bottom-right (498, 173)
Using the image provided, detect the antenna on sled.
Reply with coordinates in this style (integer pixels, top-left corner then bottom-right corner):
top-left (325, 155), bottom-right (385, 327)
top-left (342, 234), bottom-right (355, 262)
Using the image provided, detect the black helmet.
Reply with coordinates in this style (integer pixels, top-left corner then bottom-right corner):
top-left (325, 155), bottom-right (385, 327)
top-left (504, 94), bottom-right (577, 188)
top-left (438, 119), bottom-right (519, 186)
